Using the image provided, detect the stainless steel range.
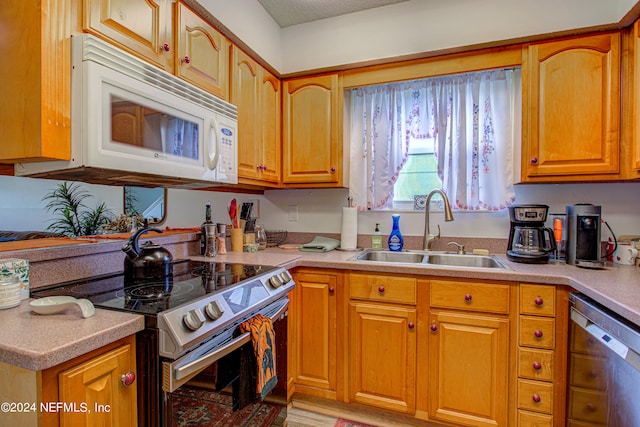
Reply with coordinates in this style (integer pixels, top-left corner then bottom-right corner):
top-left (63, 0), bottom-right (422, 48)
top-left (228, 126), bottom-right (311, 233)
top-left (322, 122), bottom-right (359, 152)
top-left (31, 259), bottom-right (295, 427)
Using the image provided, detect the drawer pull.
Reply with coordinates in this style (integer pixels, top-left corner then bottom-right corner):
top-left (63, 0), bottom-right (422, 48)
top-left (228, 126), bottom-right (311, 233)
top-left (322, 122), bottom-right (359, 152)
top-left (378, 286), bottom-right (385, 293)
top-left (182, 56), bottom-right (191, 64)
top-left (532, 361), bottom-right (542, 370)
top-left (408, 322), bottom-right (415, 329)
top-left (162, 43), bottom-right (171, 52)
top-left (532, 393), bottom-right (541, 403)
top-left (430, 323), bottom-right (438, 332)
top-left (464, 293), bottom-right (472, 303)
top-left (534, 297), bottom-right (544, 306)
top-left (534, 329), bottom-right (544, 338)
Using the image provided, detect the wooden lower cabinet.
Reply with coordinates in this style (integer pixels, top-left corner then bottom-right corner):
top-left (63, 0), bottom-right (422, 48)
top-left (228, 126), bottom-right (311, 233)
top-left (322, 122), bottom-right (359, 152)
top-left (0, 335), bottom-right (136, 427)
top-left (290, 269), bottom-right (343, 400)
top-left (348, 301), bottom-right (416, 414)
top-left (428, 309), bottom-right (510, 426)
top-left (288, 271), bottom-right (571, 427)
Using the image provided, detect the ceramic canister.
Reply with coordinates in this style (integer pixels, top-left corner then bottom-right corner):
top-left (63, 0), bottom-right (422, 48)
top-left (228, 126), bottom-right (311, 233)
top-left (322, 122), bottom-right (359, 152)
top-left (0, 273), bottom-right (21, 309)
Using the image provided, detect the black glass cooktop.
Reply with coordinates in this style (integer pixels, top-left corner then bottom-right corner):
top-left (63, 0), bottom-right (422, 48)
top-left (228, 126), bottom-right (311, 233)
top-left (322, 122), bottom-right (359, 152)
top-left (31, 260), bottom-right (275, 316)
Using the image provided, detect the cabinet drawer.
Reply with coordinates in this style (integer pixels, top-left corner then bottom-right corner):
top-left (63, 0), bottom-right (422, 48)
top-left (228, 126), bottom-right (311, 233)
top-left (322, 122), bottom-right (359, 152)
top-left (517, 379), bottom-right (553, 414)
top-left (567, 386), bottom-right (608, 424)
top-left (518, 347), bottom-right (554, 381)
top-left (350, 273), bottom-right (416, 304)
top-left (429, 280), bottom-right (509, 314)
top-left (520, 284), bottom-right (555, 316)
top-left (569, 353), bottom-right (608, 390)
top-left (519, 316), bottom-right (555, 349)
top-left (517, 409), bottom-right (553, 426)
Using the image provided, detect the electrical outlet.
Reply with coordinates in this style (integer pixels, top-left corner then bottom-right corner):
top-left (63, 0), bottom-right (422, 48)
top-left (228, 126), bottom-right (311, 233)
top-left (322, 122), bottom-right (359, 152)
top-left (288, 205), bottom-right (298, 222)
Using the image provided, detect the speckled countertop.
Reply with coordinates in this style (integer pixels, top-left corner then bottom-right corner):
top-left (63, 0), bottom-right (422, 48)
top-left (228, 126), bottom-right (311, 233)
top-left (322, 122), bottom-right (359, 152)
top-left (2, 243), bottom-right (639, 373)
top-left (0, 301), bottom-right (144, 371)
top-left (196, 247), bottom-right (640, 326)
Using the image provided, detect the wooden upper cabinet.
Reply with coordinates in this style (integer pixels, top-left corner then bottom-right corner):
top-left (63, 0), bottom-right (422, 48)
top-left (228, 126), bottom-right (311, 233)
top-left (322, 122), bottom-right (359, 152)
top-left (0, 0), bottom-right (80, 163)
top-left (175, 1), bottom-right (230, 100)
top-left (260, 69), bottom-right (282, 184)
top-left (84, 0), bottom-right (174, 71)
top-left (231, 47), bottom-right (281, 185)
top-left (632, 20), bottom-right (640, 175)
top-left (282, 74), bottom-right (343, 186)
top-left (522, 32), bottom-right (621, 181)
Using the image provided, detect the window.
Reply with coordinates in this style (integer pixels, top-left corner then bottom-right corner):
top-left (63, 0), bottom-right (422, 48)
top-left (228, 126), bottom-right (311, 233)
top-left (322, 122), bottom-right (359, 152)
top-left (349, 68), bottom-right (521, 212)
top-left (392, 136), bottom-right (441, 210)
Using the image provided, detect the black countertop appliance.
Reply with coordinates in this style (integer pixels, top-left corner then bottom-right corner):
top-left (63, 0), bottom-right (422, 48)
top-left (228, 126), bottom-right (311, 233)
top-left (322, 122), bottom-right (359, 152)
top-left (506, 204), bottom-right (556, 263)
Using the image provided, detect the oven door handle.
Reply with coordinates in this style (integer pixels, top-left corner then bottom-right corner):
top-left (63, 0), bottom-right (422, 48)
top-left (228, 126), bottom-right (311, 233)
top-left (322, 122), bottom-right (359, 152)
top-left (163, 298), bottom-right (288, 392)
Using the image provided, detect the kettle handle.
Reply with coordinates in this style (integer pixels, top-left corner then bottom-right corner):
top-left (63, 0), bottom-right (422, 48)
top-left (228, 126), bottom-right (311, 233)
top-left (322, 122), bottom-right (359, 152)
top-left (122, 227), bottom-right (164, 258)
top-left (542, 227), bottom-right (558, 253)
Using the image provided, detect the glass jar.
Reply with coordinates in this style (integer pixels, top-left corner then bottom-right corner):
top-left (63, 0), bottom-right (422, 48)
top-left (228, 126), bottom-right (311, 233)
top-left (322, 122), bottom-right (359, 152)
top-left (255, 224), bottom-right (267, 250)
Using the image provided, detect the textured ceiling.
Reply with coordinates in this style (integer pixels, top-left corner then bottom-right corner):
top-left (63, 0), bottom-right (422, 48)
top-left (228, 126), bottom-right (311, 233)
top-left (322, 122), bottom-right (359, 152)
top-left (258, 0), bottom-right (411, 27)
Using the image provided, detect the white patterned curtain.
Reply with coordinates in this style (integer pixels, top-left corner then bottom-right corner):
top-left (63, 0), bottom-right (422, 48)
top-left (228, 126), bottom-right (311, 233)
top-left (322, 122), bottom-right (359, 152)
top-left (349, 68), bottom-right (521, 211)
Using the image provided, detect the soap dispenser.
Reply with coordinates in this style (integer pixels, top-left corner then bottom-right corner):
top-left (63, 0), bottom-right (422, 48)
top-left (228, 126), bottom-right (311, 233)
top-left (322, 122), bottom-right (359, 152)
top-left (371, 223), bottom-right (383, 250)
top-left (388, 215), bottom-right (404, 252)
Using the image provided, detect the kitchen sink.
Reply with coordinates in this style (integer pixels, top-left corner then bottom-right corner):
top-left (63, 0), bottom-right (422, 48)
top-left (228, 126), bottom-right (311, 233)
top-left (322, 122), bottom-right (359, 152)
top-left (355, 250), bottom-right (426, 263)
top-left (425, 253), bottom-right (508, 269)
top-left (350, 250), bottom-right (510, 270)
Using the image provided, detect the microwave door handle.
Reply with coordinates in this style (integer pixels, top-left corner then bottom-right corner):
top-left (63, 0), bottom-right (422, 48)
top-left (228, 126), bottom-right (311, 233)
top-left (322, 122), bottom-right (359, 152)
top-left (207, 117), bottom-right (221, 171)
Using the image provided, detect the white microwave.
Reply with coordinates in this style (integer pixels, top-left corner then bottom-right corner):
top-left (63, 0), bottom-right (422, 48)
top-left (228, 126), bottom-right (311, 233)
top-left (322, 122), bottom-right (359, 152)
top-left (16, 34), bottom-right (238, 188)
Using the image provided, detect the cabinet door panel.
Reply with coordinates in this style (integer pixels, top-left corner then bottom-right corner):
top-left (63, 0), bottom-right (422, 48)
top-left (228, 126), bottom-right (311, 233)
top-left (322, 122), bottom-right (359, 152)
top-left (349, 302), bottom-right (416, 413)
top-left (84, 0), bottom-right (173, 71)
top-left (523, 33), bottom-right (620, 180)
top-left (292, 272), bottom-right (337, 398)
top-left (428, 310), bottom-right (509, 427)
top-left (283, 74), bottom-right (342, 184)
top-left (58, 343), bottom-right (137, 426)
top-left (260, 70), bottom-right (281, 183)
top-left (176, 2), bottom-right (229, 99)
top-left (232, 48), bottom-right (261, 180)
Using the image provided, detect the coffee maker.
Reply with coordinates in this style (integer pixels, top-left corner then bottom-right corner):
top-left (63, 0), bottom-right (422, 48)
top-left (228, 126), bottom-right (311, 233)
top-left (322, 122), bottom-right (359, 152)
top-left (565, 204), bottom-right (603, 268)
top-left (507, 205), bottom-right (557, 263)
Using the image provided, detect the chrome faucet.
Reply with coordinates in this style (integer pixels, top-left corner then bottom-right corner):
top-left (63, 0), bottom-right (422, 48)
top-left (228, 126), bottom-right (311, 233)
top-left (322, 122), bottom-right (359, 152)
top-left (423, 189), bottom-right (454, 251)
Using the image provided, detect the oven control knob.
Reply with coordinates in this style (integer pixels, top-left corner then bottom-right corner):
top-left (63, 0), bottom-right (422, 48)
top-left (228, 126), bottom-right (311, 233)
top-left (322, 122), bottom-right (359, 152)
top-left (279, 271), bottom-right (292, 284)
top-left (204, 301), bottom-right (224, 320)
top-left (269, 275), bottom-right (283, 288)
top-left (183, 309), bottom-right (205, 331)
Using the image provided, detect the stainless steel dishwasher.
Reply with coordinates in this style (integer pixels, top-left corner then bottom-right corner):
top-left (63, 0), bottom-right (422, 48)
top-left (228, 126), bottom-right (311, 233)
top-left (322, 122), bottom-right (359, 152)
top-left (568, 292), bottom-right (640, 426)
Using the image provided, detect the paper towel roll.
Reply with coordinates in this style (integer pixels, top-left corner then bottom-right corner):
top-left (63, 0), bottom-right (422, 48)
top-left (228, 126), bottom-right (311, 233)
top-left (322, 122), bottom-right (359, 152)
top-left (340, 207), bottom-right (358, 249)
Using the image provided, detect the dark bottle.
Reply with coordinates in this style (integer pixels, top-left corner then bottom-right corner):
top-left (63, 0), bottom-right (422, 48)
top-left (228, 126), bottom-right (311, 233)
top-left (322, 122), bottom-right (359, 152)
top-left (200, 202), bottom-right (213, 255)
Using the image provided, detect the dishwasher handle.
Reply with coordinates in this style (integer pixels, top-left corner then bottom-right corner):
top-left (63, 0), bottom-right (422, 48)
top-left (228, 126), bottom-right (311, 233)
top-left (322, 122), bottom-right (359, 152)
top-left (571, 306), bottom-right (640, 373)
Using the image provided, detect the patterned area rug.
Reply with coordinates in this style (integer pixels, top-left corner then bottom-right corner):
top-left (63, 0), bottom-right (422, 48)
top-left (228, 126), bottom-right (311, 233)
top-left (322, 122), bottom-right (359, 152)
top-left (334, 419), bottom-right (379, 427)
top-left (172, 386), bottom-right (285, 427)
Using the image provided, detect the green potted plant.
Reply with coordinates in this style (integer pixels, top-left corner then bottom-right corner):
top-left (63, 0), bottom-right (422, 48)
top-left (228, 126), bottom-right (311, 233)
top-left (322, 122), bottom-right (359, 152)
top-left (43, 182), bottom-right (114, 237)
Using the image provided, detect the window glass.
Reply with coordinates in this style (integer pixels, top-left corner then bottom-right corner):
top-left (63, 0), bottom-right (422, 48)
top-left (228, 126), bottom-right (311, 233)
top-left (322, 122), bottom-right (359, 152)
top-left (392, 137), bottom-right (442, 210)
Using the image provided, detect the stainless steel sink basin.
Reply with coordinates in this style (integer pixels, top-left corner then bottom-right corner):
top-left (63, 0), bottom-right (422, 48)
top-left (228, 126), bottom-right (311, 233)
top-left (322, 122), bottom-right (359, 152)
top-left (425, 253), bottom-right (508, 269)
top-left (350, 250), bottom-right (509, 269)
top-left (354, 250), bottom-right (426, 263)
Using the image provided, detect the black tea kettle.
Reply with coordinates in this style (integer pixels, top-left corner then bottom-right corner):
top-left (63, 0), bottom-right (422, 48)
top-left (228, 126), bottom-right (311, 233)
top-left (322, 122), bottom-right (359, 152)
top-left (122, 227), bottom-right (173, 281)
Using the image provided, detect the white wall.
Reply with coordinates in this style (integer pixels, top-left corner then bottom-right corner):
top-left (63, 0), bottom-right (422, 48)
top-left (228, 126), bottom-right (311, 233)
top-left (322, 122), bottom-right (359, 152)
top-left (260, 183), bottom-right (640, 241)
top-left (198, 0), bottom-right (283, 70)
top-left (2, 177), bottom-right (639, 243)
top-left (202, 0), bottom-right (638, 74)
